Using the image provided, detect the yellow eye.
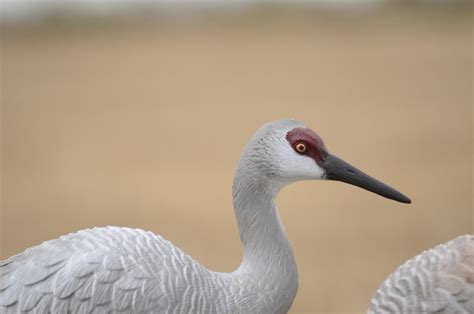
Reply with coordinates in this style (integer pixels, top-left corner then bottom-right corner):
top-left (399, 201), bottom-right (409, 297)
top-left (295, 143), bottom-right (307, 154)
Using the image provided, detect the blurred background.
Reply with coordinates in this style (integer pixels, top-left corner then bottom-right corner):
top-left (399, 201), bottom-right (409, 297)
top-left (1, 0), bottom-right (472, 313)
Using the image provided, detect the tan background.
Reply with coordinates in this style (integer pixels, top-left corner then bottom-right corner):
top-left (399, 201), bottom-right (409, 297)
top-left (2, 8), bottom-right (473, 313)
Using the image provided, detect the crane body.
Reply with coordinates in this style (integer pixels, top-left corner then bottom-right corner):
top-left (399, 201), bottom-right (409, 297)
top-left (1, 120), bottom-right (471, 313)
top-left (369, 235), bottom-right (473, 314)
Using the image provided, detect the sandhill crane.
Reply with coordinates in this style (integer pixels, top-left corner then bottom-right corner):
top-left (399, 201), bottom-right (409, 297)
top-left (0, 120), bottom-right (472, 313)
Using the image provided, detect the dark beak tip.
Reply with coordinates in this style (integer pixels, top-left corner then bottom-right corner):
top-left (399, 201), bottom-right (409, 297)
top-left (401, 197), bottom-right (412, 204)
top-left (384, 191), bottom-right (411, 204)
top-left (392, 192), bottom-right (411, 204)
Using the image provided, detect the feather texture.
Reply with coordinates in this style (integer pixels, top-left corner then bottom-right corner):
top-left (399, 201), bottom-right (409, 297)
top-left (0, 121), bottom-right (302, 314)
top-left (0, 227), bottom-right (236, 313)
top-left (3, 120), bottom-right (467, 313)
top-left (368, 235), bottom-right (474, 314)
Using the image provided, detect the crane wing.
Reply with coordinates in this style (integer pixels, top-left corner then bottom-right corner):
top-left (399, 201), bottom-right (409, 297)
top-left (368, 235), bottom-right (474, 314)
top-left (0, 227), bottom-right (212, 313)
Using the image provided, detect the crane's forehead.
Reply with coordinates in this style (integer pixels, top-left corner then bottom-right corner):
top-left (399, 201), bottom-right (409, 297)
top-left (285, 127), bottom-right (326, 150)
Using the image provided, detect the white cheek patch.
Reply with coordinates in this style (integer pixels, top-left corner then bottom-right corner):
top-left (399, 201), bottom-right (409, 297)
top-left (277, 145), bottom-right (325, 180)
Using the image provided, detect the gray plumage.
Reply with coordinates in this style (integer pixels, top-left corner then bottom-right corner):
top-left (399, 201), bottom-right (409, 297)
top-left (1, 120), bottom-right (472, 313)
top-left (0, 120), bottom-right (302, 314)
top-left (369, 235), bottom-right (474, 314)
top-left (0, 227), bottom-right (245, 313)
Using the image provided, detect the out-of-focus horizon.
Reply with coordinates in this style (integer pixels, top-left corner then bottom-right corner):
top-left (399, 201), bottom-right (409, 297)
top-left (1, 0), bottom-right (472, 25)
top-left (1, 0), bottom-right (472, 313)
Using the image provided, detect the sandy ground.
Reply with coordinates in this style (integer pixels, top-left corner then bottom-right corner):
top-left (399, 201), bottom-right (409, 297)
top-left (1, 9), bottom-right (473, 313)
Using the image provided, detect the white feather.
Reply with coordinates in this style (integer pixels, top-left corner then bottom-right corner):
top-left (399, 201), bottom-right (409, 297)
top-left (1, 119), bottom-right (471, 313)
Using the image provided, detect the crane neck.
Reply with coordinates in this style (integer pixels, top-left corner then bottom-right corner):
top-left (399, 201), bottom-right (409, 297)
top-left (232, 173), bottom-right (288, 262)
top-left (231, 168), bottom-right (298, 311)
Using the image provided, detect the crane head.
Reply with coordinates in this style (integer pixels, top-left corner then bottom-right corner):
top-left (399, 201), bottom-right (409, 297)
top-left (286, 125), bottom-right (411, 204)
top-left (242, 120), bottom-right (411, 204)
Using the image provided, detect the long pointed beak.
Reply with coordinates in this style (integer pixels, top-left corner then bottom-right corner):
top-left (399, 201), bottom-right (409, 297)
top-left (323, 153), bottom-right (411, 204)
